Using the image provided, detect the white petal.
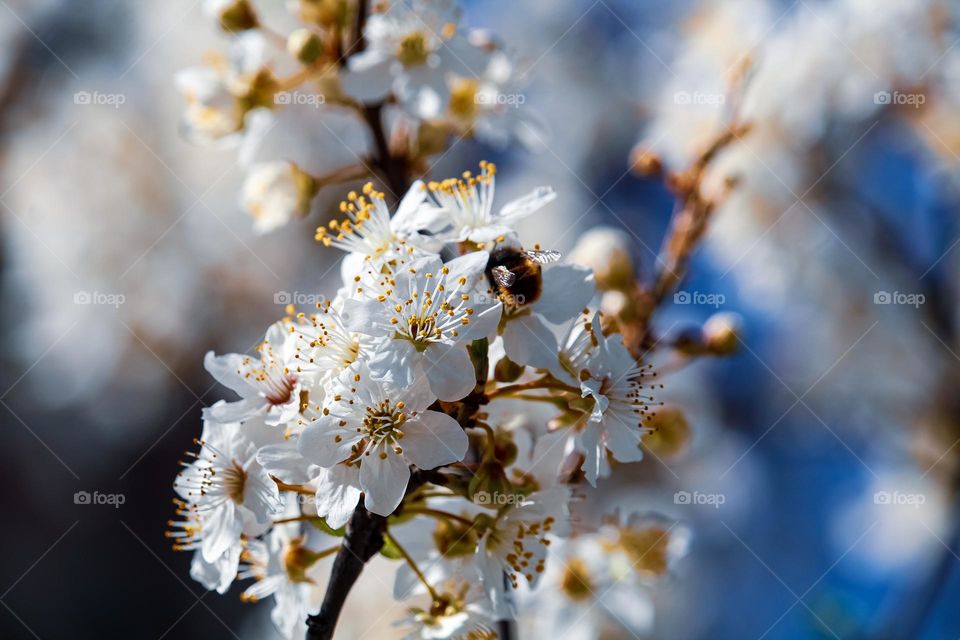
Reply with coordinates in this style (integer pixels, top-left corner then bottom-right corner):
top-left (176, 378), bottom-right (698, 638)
top-left (203, 351), bottom-right (253, 396)
top-left (501, 313), bottom-right (558, 369)
top-left (313, 464), bottom-right (362, 528)
top-left (341, 298), bottom-right (392, 336)
top-left (578, 425), bottom-right (603, 488)
top-left (341, 53), bottom-right (394, 103)
top-left (402, 411), bottom-right (468, 469)
top-left (498, 186), bottom-right (556, 221)
top-left (242, 465), bottom-right (283, 524)
top-left (444, 250), bottom-right (489, 287)
top-left (201, 503), bottom-right (241, 562)
top-left (359, 447), bottom-right (410, 516)
top-left (190, 545), bottom-right (240, 594)
top-left (202, 397), bottom-right (263, 424)
top-left (603, 413), bottom-right (645, 463)
top-left (534, 264), bottom-right (596, 324)
top-left (423, 343), bottom-right (476, 401)
top-left (298, 418), bottom-right (360, 468)
top-left (459, 300), bottom-right (502, 343)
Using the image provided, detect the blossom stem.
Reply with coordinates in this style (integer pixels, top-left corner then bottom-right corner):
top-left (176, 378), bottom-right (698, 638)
top-left (488, 379), bottom-right (580, 399)
top-left (272, 477), bottom-right (314, 495)
top-left (383, 530), bottom-right (440, 602)
top-left (403, 507), bottom-right (475, 528)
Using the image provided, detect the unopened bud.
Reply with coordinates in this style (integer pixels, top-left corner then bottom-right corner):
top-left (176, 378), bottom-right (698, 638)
top-left (416, 121), bottom-right (450, 158)
top-left (433, 518), bottom-right (478, 558)
top-left (494, 356), bottom-right (524, 383)
top-left (630, 146), bottom-right (662, 176)
top-left (209, 0), bottom-right (258, 32)
top-left (468, 461), bottom-right (513, 506)
top-left (569, 226), bottom-right (635, 291)
top-left (703, 312), bottom-right (741, 355)
top-left (298, 0), bottom-right (349, 28)
top-left (288, 28), bottom-right (324, 65)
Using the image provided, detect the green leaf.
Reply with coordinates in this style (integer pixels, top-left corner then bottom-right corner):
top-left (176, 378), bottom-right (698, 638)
top-left (379, 533), bottom-right (404, 560)
top-left (309, 516), bottom-right (346, 537)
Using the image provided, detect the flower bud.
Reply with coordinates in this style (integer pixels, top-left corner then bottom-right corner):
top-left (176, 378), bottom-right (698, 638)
top-left (416, 121), bottom-right (450, 158)
top-left (207, 0), bottom-right (258, 32)
top-left (288, 28), bottom-right (324, 65)
top-left (298, 0), bottom-right (349, 28)
top-left (494, 355), bottom-right (524, 383)
top-left (468, 461), bottom-right (514, 507)
top-left (642, 406), bottom-right (690, 459)
top-left (283, 537), bottom-right (321, 583)
top-left (432, 518), bottom-right (478, 558)
top-left (569, 226), bottom-right (635, 291)
top-left (703, 312), bottom-right (741, 355)
top-left (630, 145), bottom-right (662, 176)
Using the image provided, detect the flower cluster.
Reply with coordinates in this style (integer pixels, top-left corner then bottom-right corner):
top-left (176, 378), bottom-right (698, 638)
top-left (169, 160), bottom-right (683, 639)
top-left (176, 0), bottom-right (540, 234)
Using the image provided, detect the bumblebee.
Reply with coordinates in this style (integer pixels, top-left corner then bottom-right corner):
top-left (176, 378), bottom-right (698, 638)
top-left (485, 245), bottom-right (562, 307)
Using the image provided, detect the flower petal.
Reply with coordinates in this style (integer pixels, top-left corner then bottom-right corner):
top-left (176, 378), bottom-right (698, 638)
top-left (502, 313), bottom-right (558, 369)
top-left (402, 411), bottom-right (468, 469)
top-left (298, 417), bottom-right (360, 468)
top-left (498, 186), bottom-right (556, 221)
top-left (256, 443), bottom-right (311, 483)
top-left (423, 342), bottom-right (476, 401)
top-left (534, 264), bottom-right (595, 324)
top-left (313, 464), bottom-right (362, 529)
top-left (341, 52), bottom-right (394, 103)
top-left (360, 447), bottom-right (410, 516)
top-left (341, 297), bottom-right (392, 336)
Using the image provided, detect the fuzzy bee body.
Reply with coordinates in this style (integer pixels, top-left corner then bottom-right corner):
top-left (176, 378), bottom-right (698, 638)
top-left (485, 246), bottom-right (561, 307)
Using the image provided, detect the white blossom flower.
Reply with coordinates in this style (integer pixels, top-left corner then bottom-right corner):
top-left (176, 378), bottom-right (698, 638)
top-left (288, 297), bottom-right (365, 389)
top-left (169, 416), bottom-right (284, 577)
top-left (316, 181), bottom-right (447, 279)
top-left (203, 321), bottom-right (302, 426)
top-left (398, 579), bottom-right (497, 640)
top-left (446, 49), bottom-right (546, 150)
top-left (257, 439), bottom-right (363, 529)
top-left (241, 161), bottom-right (318, 234)
top-left (297, 360), bottom-right (469, 516)
top-left (340, 0), bottom-right (489, 119)
top-left (475, 486), bottom-right (570, 616)
top-left (175, 31), bottom-right (273, 146)
top-left (238, 509), bottom-right (335, 639)
top-left (341, 251), bottom-right (501, 401)
top-left (423, 161), bottom-right (556, 245)
top-left (562, 313), bottom-right (658, 486)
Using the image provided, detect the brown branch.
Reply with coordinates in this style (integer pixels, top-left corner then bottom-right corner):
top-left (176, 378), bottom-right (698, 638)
top-left (304, 469), bottom-right (446, 640)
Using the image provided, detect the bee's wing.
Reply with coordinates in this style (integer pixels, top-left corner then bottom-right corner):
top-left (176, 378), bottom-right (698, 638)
top-left (524, 249), bottom-right (562, 264)
top-left (491, 265), bottom-right (517, 287)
